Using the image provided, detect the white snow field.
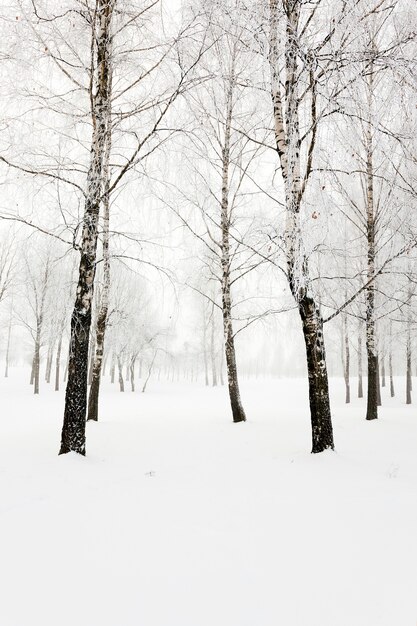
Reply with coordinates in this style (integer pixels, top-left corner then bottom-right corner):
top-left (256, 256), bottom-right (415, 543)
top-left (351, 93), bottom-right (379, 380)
top-left (0, 371), bottom-right (416, 626)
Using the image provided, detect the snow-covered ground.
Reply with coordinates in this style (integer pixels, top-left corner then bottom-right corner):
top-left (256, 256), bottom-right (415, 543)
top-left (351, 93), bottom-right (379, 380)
top-left (0, 371), bottom-right (416, 626)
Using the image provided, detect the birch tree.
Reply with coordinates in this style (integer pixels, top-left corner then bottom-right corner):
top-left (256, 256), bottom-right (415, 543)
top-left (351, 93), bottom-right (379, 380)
top-left (58, 0), bottom-right (115, 454)
top-left (267, 0), bottom-right (335, 452)
top-left (318, 0), bottom-right (416, 420)
top-left (20, 243), bottom-right (54, 395)
top-left (0, 0), bottom-right (208, 452)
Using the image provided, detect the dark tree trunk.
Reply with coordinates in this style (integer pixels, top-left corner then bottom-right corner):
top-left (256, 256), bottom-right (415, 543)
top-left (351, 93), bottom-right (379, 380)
top-left (221, 262), bottom-right (246, 423)
top-left (59, 0), bottom-right (114, 455)
top-left (223, 326), bottom-right (246, 423)
top-left (366, 351), bottom-right (378, 420)
top-left (60, 308), bottom-right (91, 454)
top-left (365, 193), bottom-right (378, 420)
top-left (300, 297), bottom-right (334, 453)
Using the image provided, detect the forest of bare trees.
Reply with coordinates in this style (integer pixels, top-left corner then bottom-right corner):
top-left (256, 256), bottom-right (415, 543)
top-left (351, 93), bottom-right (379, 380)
top-left (0, 0), bottom-right (415, 456)
top-left (1, 3), bottom-right (417, 625)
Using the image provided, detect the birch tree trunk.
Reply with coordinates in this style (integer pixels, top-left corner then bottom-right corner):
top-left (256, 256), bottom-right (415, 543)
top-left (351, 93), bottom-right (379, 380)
top-left (60, 0), bottom-right (114, 455)
top-left (220, 68), bottom-right (246, 423)
top-left (364, 53), bottom-right (378, 421)
top-left (269, 0), bottom-right (333, 452)
top-left (87, 69), bottom-right (112, 422)
top-left (300, 298), bottom-right (333, 450)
